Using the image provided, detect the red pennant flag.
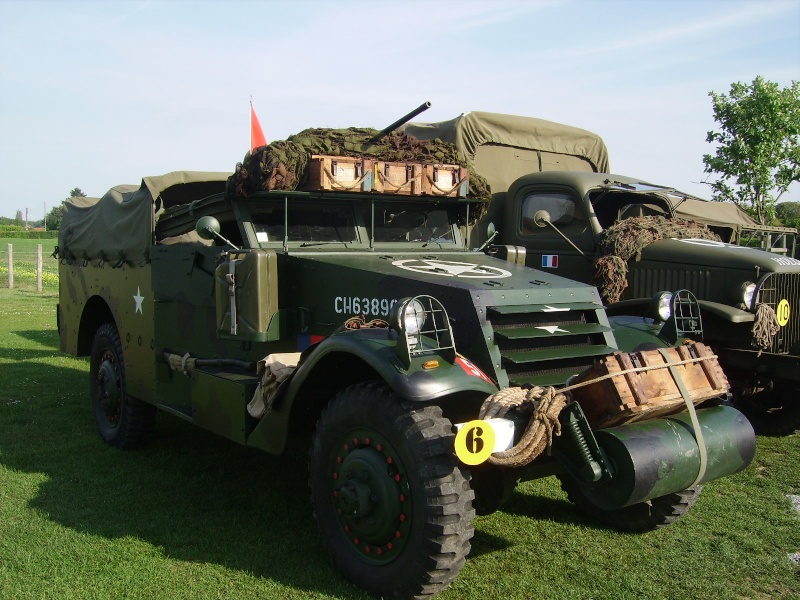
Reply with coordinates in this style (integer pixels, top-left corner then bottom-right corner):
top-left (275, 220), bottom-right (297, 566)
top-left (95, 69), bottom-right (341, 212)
top-left (250, 102), bottom-right (267, 151)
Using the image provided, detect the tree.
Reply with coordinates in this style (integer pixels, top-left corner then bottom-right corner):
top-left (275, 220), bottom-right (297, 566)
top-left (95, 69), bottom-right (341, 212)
top-left (703, 77), bottom-right (800, 225)
top-left (776, 201), bottom-right (800, 229)
top-left (46, 205), bottom-right (63, 231)
top-left (15, 210), bottom-right (23, 225)
top-left (70, 187), bottom-right (87, 198)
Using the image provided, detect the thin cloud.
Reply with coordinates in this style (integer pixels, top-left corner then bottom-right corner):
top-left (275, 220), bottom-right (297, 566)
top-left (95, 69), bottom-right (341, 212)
top-left (552, 1), bottom-right (795, 60)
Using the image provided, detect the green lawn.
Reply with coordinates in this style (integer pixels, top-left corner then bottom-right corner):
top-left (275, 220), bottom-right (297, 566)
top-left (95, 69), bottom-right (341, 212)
top-left (0, 288), bottom-right (798, 599)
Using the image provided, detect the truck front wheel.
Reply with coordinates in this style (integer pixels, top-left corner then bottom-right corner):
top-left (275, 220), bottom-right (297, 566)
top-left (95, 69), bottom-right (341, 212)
top-left (309, 382), bottom-right (475, 599)
top-left (89, 323), bottom-right (155, 449)
top-left (558, 474), bottom-right (702, 532)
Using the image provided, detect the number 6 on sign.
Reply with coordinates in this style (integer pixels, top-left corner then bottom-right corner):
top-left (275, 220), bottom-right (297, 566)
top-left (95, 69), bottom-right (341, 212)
top-left (454, 420), bottom-right (496, 465)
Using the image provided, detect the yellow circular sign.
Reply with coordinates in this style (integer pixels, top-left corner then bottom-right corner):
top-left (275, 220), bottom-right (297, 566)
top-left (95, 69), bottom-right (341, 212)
top-left (454, 420), bottom-right (496, 466)
top-left (776, 299), bottom-right (791, 327)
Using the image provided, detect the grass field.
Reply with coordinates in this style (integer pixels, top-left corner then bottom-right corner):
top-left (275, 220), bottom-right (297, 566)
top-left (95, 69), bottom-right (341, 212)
top-left (0, 288), bottom-right (798, 599)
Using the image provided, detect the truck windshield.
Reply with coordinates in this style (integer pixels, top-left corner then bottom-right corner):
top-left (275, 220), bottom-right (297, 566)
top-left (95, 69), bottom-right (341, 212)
top-left (251, 204), bottom-right (358, 244)
top-left (365, 203), bottom-right (456, 244)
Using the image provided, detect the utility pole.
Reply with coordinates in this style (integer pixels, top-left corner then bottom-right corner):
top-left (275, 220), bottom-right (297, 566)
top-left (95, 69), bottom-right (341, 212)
top-left (25, 208), bottom-right (29, 229)
top-left (44, 203), bottom-right (47, 230)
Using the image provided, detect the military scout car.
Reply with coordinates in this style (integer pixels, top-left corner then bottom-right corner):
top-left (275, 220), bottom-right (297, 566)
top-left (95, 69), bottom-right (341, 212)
top-left (58, 151), bottom-right (755, 597)
top-left (404, 111), bottom-right (800, 435)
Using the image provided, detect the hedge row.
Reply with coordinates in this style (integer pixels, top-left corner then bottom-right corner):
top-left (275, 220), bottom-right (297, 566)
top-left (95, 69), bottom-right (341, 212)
top-left (0, 231), bottom-right (58, 239)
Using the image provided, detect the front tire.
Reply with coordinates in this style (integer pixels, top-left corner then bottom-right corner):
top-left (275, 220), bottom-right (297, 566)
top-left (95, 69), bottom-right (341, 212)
top-left (558, 474), bottom-right (702, 532)
top-left (309, 382), bottom-right (475, 599)
top-left (89, 323), bottom-right (155, 449)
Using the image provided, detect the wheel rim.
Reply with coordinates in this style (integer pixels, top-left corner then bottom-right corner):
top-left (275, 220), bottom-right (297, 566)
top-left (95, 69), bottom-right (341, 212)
top-left (329, 428), bottom-right (412, 564)
top-left (96, 350), bottom-right (121, 427)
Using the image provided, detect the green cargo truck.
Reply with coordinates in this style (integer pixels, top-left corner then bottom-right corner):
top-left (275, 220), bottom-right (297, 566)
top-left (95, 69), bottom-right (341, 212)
top-left (404, 111), bottom-right (800, 435)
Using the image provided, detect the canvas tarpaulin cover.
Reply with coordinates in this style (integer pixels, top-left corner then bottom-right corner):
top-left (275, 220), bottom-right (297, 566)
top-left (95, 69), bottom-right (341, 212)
top-left (669, 197), bottom-right (759, 231)
top-left (400, 111), bottom-right (610, 195)
top-left (58, 171), bottom-right (229, 262)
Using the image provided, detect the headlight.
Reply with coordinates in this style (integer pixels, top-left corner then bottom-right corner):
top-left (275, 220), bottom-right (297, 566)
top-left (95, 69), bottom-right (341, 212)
top-left (390, 295), bottom-right (457, 366)
top-left (740, 282), bottom-right (756, 308)
top-left (651, 291), bottom-right (673, 322)
top-left (403, 299), bottom-right (427, 334)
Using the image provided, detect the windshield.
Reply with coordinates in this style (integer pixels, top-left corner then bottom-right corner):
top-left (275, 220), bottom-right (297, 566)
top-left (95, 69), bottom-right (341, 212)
top-left (251, 203), bottom-right (358, 244)
top-left (247, 199), bottom-right (459, 247)
top-left (365, 203), bottom-right (456, 244)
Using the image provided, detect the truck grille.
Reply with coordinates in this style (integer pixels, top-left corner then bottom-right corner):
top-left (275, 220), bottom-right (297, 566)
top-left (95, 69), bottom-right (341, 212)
top-left (486, 303), bottom-right (615, 387)
top-left (630, 268), bottom-right (710, 299)
top-left (755, 273), bottom-right (800, 354)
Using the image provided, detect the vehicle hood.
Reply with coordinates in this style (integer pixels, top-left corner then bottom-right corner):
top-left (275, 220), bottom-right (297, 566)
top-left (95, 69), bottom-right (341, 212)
top-left (639, 238), bottom-right (800, 273)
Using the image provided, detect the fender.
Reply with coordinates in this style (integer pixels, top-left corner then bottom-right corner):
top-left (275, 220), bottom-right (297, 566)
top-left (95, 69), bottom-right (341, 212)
top-left (246, 328), bottom-right (498, 454)
top-left (608, 297), bottom-right (754, 324)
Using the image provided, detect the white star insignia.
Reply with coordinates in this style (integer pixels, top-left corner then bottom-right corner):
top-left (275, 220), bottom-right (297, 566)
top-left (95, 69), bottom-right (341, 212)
top-left (134, 287), bottom-right (144, 314)
top-left (535, 325), bottom-right (568, 334)
top-left (542, 305), bottom-right (569, 312)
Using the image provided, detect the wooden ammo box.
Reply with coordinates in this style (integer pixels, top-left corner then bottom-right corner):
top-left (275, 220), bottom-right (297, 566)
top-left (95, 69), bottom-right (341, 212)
top-left (569, 342), bottom-right (728, 428)
top-left (421, 164), bottom-right (469, 198)
top-left (375, 161), bottom-right (423, 195)
top-left (303, 155), bottom-right (374, 192)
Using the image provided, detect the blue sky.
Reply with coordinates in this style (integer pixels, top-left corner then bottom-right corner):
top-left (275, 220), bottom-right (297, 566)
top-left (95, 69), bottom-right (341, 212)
top-left (0, 0), bottom-right (798, 221)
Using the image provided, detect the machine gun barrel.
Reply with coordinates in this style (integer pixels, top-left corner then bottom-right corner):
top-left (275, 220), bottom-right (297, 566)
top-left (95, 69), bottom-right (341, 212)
top-left (369, 101), bottom-right (431, 143)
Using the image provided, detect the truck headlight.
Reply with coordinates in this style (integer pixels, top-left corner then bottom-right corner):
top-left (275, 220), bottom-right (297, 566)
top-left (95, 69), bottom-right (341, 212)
top-left (390, 295), bottom-right (456, 365)
top-left (402, 299), bottom-right (427, 335)
top-left (651, 291), bottom-right (673, 322)
top-left (740, 282), bottom-right (756, 309)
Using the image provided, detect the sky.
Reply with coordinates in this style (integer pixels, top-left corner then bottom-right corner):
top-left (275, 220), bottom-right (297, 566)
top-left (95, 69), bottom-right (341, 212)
top-left (0, 0), bottom-right (798, 221)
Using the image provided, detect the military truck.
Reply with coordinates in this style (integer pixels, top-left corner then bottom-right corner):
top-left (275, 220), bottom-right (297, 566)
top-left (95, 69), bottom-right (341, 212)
top-left (58, 151), bottom-right (755, 597)
top-left (403, 111), bottom-right (800, 435)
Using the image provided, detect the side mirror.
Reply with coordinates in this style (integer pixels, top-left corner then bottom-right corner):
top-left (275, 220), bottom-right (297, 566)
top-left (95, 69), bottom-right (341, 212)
top-left (532, 209), bottom-right (552, 228)
top-left (195, 216), bottom-right (240, 250)
top-left (196, 216), bottom-right (221, 240)
top-left (475, 222), bottom-right (500, 252)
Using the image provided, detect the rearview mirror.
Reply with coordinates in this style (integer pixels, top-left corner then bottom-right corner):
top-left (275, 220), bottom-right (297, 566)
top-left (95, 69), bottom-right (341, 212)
top-left (532, 210), bottom-right (552, 228)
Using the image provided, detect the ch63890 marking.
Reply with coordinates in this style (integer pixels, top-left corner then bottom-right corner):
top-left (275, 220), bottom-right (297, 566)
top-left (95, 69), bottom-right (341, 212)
top-left (335, 296), bottom-right (398, 316)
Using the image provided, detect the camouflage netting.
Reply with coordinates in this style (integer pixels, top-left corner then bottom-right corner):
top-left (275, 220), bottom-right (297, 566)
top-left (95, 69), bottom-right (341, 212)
top-left (226, 128), bottom-right (492, 200)
top-left (593, 216), bottom-right (720, 303)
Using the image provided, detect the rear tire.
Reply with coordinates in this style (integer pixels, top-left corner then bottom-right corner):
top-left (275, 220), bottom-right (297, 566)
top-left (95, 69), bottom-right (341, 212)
top-left (558, 474), bottom-right (702, 532)
top-left (309, 381), bottom-right (475, 599)
top-left (89, 323), bottom-right (155, 449)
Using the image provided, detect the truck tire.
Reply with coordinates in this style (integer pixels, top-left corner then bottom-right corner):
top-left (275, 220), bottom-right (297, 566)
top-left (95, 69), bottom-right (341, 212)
top-left (557, 474), bottom-right (702, 532)
top-left (734, 384), bottom-right (800, 436)
top-left (309, 381), bottom-right (475, 599)
top-left (89, 323), bottom-right (155, 450)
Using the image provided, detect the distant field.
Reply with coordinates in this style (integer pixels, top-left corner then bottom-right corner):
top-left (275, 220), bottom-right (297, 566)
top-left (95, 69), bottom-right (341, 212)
top-left (0, 289), bottom-right (798, 599)
top-left (1, 238), bottom-right (60, 289)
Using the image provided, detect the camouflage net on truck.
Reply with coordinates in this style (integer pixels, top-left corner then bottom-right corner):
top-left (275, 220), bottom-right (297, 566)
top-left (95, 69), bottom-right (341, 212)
top-left (592, 216), bottom-right (720, 303)
top-left (226, 128), bottom-right (492, 201)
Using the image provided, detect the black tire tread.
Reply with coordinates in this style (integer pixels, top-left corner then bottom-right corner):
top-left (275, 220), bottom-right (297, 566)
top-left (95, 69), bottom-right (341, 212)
top-left (90, 323), bottom-right (155, 450)
top-left (309, 381), bottom-right (474, 599)
top-left (558, 474), bottom-right (702, 533)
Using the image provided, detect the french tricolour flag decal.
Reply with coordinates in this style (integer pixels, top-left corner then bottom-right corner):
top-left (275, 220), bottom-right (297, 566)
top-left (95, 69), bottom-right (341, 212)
top-left (542, 255), bottom-right (558, 268)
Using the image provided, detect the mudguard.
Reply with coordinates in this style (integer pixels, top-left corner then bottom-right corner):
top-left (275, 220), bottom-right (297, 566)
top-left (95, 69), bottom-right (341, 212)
top-left (246, 328), bottom-right (498, 454)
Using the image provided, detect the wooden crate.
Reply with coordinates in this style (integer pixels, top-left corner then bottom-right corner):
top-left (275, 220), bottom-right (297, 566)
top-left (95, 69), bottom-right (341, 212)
top-left (421, 164), bottom-right (469, 198)
top-left (374, 161), bottom-right (423, 195)
top-left (569, 342), bottom-right (728, 428)
top-left (303, 155), bottom-right (374, 192)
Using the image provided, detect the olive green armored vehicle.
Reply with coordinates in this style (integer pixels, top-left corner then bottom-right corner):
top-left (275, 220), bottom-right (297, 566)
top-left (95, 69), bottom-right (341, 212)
top-left (58, 132), bottom-right (755, 597)
top-left (404, 111), bottom-right (800, 435)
